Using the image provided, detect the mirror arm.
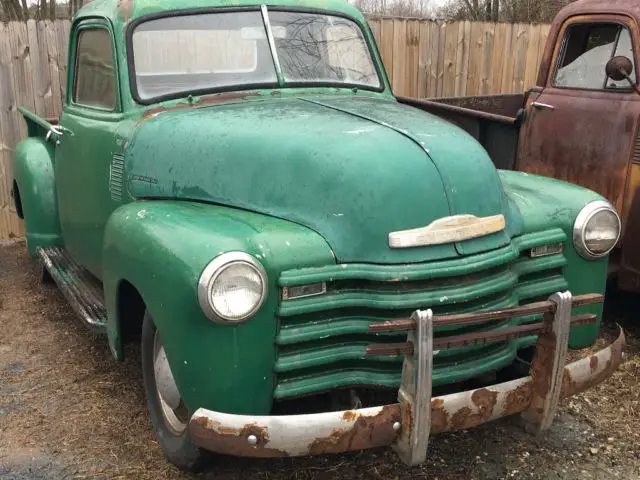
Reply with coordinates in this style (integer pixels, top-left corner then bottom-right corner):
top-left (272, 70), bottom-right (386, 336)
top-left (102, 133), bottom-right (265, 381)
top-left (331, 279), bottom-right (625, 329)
top-left (625, 75), bottom-right (640, 96)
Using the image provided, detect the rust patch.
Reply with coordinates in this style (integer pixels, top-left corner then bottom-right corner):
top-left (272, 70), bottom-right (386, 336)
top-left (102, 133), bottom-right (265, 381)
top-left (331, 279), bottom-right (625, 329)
top-left (561, 328), bottom-right (626, 398)
top-left (503, 381), bottom-right (533, 416)
top-left (529, 331), bottom-right (555, 397)
top-left (117, 0), bottom-right (134, 20)
top-left (342, 410), bottom-right (358, 422)
top-left (430, 398), bottom-right (449, 434)
top-left (189, 417), bottom-right (288, 458)
top-left (195, 90), bottom-right (261, 107)
top-left (401, 401), bottom-right (412, 436)
top-left (366, 342), bottom-right (413, 356)
top-left (561, 369), bottom-right (578, 398)
top-left (590, 355), bottom-right (599, 373)
top-left (136, 91), bottom-right (264, 125)
top-left (448, 389), bottom-right (499, 431)
top-left (471, 388), bottom-right (498, 414)
top-left (307, 405), bottom-right (400, 455)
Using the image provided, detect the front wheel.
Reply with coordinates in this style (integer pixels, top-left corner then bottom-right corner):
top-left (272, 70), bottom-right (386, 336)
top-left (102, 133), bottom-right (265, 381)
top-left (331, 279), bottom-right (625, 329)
top-left (141, 312), bottom-right (210, 471)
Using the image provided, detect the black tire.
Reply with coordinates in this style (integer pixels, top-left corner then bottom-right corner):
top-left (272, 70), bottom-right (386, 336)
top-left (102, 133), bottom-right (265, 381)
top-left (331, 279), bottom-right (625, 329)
top-left (141, 311), bottom-right (211, 472)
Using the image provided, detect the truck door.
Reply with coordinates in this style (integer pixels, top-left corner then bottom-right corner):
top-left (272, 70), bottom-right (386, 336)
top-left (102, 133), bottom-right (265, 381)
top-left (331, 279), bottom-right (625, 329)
top-left (517, 16), bottom-right (640, 219)
top-left (55, 20), bottom-right (123, 278)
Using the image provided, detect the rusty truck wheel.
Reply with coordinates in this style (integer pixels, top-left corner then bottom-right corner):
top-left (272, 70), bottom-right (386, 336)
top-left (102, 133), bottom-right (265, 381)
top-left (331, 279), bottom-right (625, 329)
top-left (141, 311), bottom-right (210, 472)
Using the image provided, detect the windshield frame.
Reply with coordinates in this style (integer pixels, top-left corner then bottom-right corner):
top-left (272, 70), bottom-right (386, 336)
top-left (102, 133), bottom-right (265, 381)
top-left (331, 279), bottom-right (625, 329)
top-left (126, 6), bottom-right (386, 105)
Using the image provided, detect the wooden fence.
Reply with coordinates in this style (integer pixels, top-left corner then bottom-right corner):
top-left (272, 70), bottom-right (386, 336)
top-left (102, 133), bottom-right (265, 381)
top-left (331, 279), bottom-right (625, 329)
top-left (0, 18), bottom-right (551, 240)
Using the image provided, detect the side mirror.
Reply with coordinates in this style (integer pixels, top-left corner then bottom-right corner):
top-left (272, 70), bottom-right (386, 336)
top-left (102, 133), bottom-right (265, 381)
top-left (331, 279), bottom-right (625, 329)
top-left (606, 56), bottom-right (634, 82)
top-left (606, 56), bottom-right (640, 95)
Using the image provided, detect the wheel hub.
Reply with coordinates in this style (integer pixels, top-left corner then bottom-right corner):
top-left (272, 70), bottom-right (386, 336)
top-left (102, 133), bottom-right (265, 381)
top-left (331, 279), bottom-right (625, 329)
top-left (153, 332), bottom-right (187, 434)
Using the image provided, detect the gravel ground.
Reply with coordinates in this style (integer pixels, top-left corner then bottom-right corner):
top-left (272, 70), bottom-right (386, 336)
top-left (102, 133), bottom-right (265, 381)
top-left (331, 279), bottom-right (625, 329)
top-left (0, 241), bottom-right (639, 480)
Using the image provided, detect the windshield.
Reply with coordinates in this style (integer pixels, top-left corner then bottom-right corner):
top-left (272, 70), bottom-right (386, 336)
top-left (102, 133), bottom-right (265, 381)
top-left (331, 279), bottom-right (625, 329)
top-left (131, 9), bottom-right (381, 102)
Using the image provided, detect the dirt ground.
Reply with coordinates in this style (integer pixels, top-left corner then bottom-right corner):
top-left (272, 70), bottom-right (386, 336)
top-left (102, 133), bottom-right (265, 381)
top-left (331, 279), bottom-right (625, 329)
top-left (1, 241), bottom-right (639, 480)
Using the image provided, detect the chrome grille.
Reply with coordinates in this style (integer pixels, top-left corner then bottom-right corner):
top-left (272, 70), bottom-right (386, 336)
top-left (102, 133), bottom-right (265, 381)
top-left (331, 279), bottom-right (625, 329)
top-left (274, 229), bottom-right (568, 400)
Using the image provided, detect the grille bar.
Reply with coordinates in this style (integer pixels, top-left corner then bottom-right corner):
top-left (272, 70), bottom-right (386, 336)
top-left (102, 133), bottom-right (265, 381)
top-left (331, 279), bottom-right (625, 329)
top-left (368, 293), bottom-right (602, 332)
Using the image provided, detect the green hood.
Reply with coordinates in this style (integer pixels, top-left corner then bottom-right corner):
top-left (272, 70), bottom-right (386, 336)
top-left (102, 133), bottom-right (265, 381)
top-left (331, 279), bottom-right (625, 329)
top-left (126, 94), bottom-right (522, 264)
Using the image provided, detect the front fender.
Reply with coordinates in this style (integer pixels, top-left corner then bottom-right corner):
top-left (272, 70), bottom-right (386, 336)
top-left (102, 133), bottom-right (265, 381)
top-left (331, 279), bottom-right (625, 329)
top-left (103, 200), bottom-right (334, 415)
top-left (500, 170), bottom-right (609, 348)
top-left (12, 138), bottom-right (62, 255)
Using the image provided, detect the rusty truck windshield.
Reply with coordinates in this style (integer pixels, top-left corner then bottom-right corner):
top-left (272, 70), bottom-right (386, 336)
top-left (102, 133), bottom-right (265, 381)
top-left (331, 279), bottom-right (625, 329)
top-left (130, 10), bottom-right (381, 102)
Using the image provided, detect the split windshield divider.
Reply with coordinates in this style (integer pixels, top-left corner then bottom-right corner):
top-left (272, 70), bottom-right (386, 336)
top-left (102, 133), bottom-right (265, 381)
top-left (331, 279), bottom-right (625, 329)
top-left (261, 5), bottom-right (284, 86)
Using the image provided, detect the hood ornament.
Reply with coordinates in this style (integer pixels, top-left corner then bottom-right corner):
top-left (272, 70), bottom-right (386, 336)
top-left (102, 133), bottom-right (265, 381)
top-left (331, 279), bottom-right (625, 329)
top-left (389, 214), bottom-right (506, 249)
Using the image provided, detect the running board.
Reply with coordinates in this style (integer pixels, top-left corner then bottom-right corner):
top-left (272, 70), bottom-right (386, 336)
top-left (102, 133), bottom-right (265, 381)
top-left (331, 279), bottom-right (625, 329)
top-left (36, 247), bottom-right (107, 333)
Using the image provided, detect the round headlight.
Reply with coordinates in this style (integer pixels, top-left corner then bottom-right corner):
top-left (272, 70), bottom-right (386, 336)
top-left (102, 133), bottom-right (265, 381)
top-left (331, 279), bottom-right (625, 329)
top-left (573, 200), bottom-right (621, 259)
top-left (197, 252), bottom-right (268, 323)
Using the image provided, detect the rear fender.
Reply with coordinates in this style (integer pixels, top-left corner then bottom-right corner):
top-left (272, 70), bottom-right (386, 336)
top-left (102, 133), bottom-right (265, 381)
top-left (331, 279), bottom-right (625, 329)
top-left (102, 200), bottom-right (334, 415)
top-left (12, 137), bottom-right (62, 256)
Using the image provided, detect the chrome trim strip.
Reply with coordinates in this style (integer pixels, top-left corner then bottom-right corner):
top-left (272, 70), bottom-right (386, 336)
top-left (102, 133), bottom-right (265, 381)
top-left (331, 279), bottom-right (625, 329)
top-left (261, 5), bottom-right (283, 84)
top-left (389, 214), bottom-right (506, 248)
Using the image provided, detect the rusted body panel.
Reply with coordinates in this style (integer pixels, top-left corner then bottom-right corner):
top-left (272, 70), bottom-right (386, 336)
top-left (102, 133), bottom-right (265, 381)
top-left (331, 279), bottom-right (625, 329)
top-left (517, 13), bottom-right (640, 215)
top-left (410, 0), bottom-right (640, 292)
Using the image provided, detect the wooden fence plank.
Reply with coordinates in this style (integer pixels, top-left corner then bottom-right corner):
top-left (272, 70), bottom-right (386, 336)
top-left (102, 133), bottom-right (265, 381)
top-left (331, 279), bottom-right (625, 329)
top-left (435, 22), bottom-right (446, 97)
top-left (456, 20), bottom-right (472, 96)
top-left (405, 20), bottom-right (420, 99)
top-left (480, 22), bottom-right (495, 95)
top-left (55, 20), bottom-right (69, 105)
top-left (427, 21), bottom-right (441, 97)
top-left (512, 23), bottom-right (530, 93)
top-left (524, 24), bottom-right (542, 89)
top-left (0, 23), bottom-right (21, 238)
top-left (26, 20), bottom-right (46, 116)
top-left (442, 22), bottom-right (458, 97)
top-left (490, 23), bottom-right (508, 94)
top-left (368, 18), bottom-right (381, 47)
top-left (379, 19), bottom-right (394, 89)
top-left (501, 22), bottom-right (516, 94)
top-left (466, 21), bottom-right (484, 96)
top-left (417, 21), bottom-right (429, 98)
top-left (392, 19), bottom-right (407, 95)
top-left (45, 20), bottom-right (62, 115)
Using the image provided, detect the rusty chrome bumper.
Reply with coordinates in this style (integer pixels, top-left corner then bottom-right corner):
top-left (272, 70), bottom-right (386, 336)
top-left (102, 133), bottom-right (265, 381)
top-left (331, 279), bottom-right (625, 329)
top-left (188, 291), bottom-right (625, 463)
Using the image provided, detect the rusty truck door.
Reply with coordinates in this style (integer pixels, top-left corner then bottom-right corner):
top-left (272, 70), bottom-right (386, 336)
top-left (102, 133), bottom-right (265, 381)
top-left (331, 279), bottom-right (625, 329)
top-left (517, 15), bottom-right (640, 220)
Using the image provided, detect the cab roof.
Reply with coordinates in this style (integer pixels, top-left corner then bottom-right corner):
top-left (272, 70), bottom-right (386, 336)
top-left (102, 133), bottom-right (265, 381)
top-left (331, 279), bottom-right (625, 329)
top-left (556, 0), bottom-right (640, 22)
top-left (76, 0), bottom-right (367, 25)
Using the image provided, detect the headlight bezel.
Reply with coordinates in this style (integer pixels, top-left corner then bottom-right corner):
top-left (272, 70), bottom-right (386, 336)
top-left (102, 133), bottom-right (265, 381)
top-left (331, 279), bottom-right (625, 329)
top-left (197, 251), bottom-right (268, 324)
top-left (573, 200), bottom-right (621, 260)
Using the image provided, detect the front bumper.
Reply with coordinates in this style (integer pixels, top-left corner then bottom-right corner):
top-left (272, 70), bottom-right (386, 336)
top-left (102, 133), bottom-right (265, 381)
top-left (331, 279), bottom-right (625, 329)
top-left (188, 291), bottom-right (625, 464)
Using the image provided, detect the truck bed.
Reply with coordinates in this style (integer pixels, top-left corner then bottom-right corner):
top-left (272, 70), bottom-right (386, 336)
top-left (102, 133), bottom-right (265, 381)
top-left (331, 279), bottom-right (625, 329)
top-left (397, 94), bottom-right (526, 171)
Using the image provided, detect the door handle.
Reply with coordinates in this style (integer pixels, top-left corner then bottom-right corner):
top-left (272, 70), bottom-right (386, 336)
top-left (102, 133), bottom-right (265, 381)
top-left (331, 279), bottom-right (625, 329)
top-left (532, 102), bottom-right (556, 111)
top-left (45, 125), bottom-right (74, 145)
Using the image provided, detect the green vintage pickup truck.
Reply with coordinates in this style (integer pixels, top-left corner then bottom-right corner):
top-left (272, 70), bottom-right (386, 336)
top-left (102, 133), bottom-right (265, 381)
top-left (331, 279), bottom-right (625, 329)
top-left (10, 0), bottom-right (626, 471)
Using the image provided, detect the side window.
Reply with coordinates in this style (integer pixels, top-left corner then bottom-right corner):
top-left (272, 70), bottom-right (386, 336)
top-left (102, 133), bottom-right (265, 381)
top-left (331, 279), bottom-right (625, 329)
top-left (554, 23), bottom-right (637, 91)
top-left (73, 28), bottom-right (117, 109)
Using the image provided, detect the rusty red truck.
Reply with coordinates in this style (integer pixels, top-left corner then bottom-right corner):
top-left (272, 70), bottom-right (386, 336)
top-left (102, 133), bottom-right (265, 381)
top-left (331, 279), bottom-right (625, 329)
top-left (404, 0), bottom-right (640, 293)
